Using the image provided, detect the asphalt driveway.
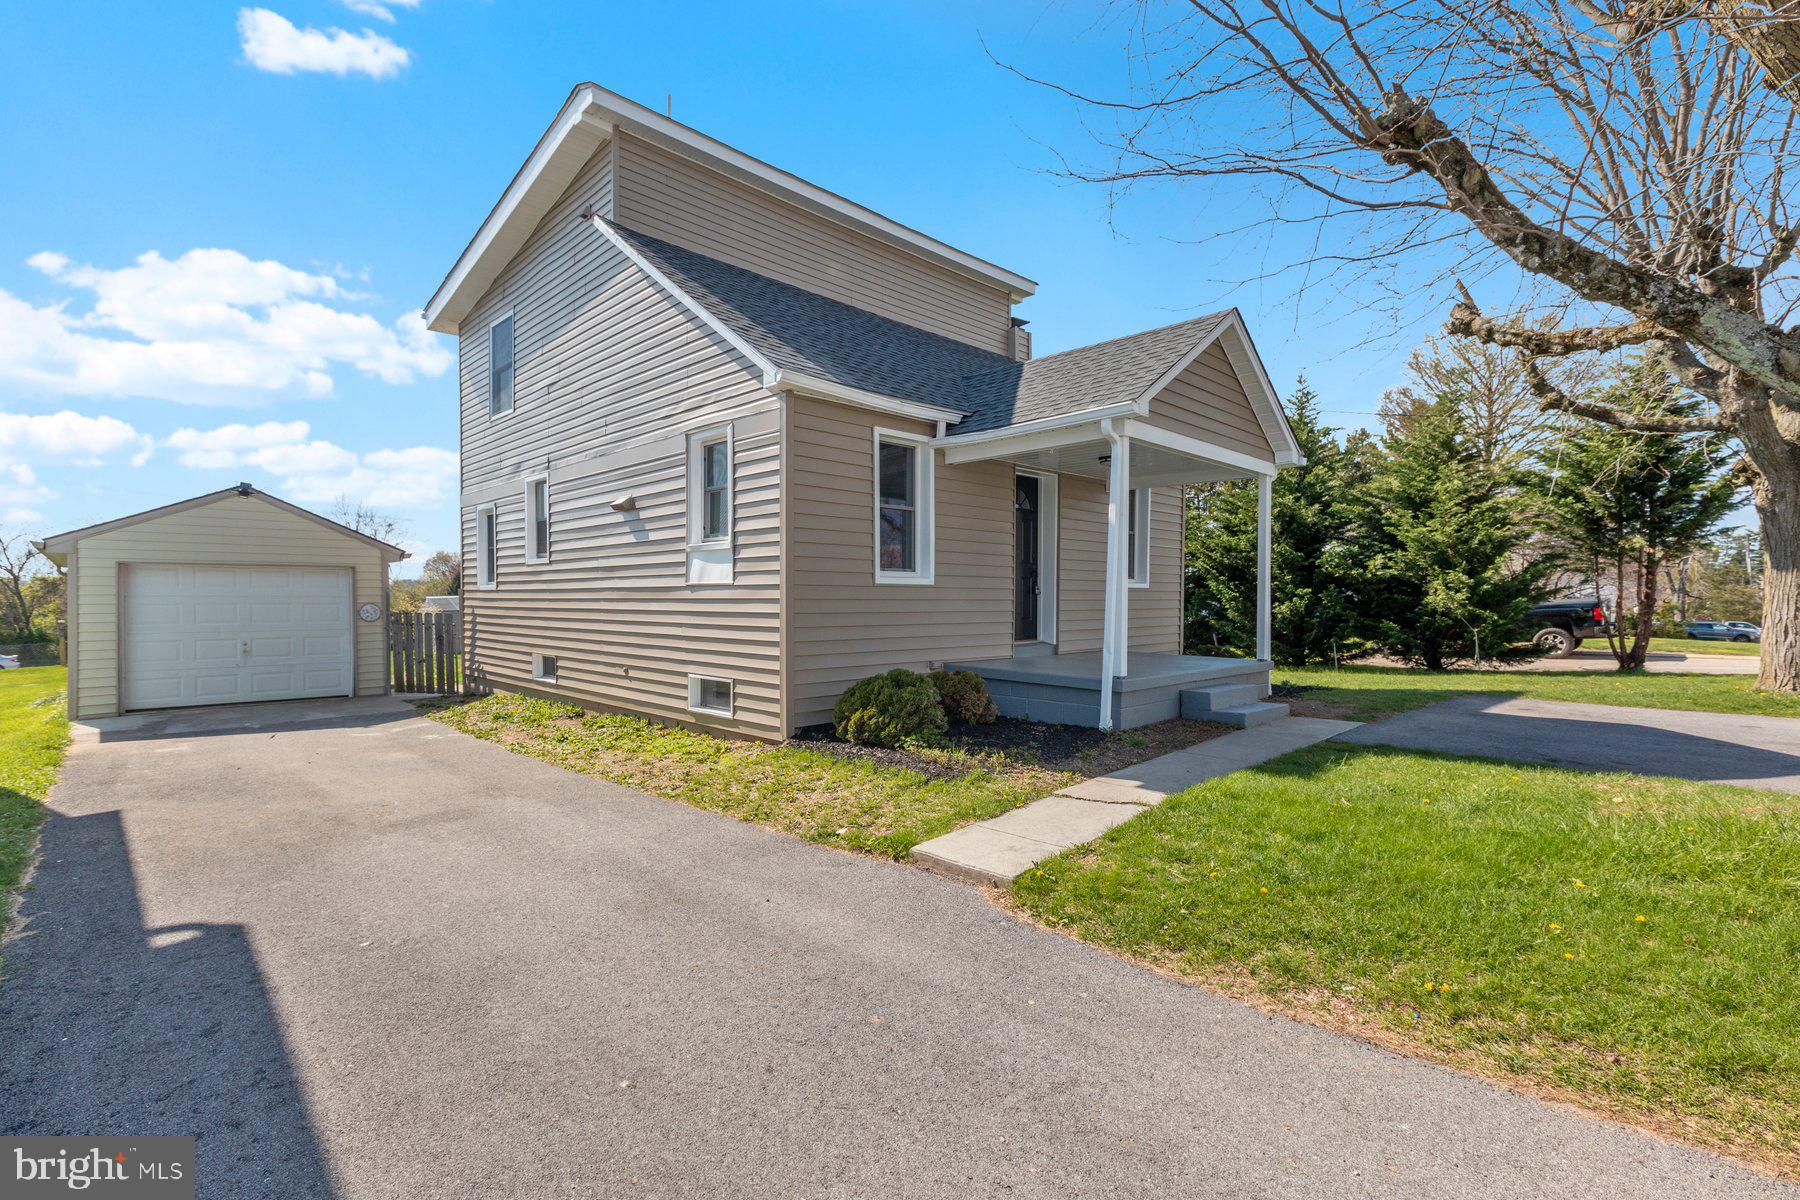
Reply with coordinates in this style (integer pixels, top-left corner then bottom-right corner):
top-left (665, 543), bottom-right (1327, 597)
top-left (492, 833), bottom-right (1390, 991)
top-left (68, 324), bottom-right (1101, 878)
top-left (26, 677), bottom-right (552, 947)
top-left (1336, 694), bottom-right (1800, 791)
top-left (1, 697), bottom-right (1789, 1199)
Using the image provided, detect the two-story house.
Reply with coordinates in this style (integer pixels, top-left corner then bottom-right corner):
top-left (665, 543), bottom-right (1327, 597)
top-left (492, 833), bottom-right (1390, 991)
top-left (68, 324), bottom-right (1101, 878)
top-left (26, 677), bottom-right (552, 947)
top-left (425, 84), bottom-right (1302, 740)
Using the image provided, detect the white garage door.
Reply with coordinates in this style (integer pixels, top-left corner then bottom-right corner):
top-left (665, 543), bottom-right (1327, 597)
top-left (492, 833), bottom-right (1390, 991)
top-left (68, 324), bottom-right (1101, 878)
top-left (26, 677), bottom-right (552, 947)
top-left (122, 564), bottom-right (355, 711)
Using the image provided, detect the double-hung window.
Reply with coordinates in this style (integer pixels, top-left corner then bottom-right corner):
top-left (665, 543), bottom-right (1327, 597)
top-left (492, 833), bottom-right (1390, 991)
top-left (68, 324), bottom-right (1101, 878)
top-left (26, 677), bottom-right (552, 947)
top-left (1127, 488), bottom-right (1150, 586)
top-left (475, 503), bottom-right (498, 589)
top-left (525, 476), bottom-right (550, 564)
top-left (686, 426), bottom-right (734, 585)
top-left (488, 314), bottom-right (515, 418)
top-left (874, 430), bottom-right (933, 584)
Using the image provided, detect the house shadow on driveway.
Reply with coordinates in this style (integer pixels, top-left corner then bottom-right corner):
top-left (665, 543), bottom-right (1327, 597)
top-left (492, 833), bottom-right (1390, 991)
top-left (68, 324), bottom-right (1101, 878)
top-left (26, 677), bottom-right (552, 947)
top-left (0, 807), bottom-right (337, 1199)
top-left (1334, 693), bottom-right (1800, 791)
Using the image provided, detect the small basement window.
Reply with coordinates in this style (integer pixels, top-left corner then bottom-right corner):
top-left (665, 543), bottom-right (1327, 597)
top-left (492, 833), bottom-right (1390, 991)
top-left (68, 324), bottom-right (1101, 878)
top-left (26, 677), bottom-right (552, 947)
top-left (688, 674), bottom-right (733, 717)
top-left (531, 652), bottom-right (558, 683)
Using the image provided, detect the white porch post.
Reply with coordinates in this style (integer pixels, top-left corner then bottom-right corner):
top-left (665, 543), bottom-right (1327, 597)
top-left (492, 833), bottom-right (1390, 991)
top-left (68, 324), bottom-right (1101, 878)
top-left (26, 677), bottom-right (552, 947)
top-left (1256, 472), bottom-right (1273, 663)
top-left (1098, 419), bottom-right (1130, 730)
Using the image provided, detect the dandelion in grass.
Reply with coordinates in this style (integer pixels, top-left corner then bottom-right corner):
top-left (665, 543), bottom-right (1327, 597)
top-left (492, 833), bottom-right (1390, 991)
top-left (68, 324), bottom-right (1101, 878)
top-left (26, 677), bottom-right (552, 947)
top-left (1635, 915), bottom-right (1647, 923)
top-left (1573, 879), bottom-right (1586, 889)
top-left (1564, 952), bottom-right (1575, 959)
top-left (1259, 886), bottom-right (1269, 894)
top-left (1549, 923), bottom-right (1562, 931)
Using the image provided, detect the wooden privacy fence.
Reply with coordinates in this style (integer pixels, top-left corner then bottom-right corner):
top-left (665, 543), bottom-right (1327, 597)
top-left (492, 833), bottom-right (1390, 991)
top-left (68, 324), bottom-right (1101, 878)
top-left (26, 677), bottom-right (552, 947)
top-left (388, 610), bottom-right (469, 695)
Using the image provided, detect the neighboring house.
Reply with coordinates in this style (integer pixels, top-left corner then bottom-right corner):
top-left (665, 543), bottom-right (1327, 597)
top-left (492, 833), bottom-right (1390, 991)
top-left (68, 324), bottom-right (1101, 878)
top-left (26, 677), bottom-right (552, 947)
top-left (426, 83), bottom-right (1302, 739)
top-left (37, 484), bottom-right (407, 720)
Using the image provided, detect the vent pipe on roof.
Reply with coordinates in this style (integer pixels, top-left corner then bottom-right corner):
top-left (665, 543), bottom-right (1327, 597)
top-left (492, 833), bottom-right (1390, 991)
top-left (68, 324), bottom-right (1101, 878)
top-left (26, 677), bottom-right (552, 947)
top-left (1008, 317), bottom-right (1032, 363)
top-left (235, 481), bottom-right (255, 497)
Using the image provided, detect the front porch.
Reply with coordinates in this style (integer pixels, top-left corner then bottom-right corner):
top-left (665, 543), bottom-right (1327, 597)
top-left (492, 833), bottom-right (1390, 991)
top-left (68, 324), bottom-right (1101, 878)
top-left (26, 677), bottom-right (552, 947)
top-left (945, 651), bottom-right (1277, 730)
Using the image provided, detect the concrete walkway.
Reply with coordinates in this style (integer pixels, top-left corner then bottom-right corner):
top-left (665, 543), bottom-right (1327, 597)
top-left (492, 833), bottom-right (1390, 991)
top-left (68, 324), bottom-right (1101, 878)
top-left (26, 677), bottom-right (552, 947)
top-left (1337, 694), bottom-right (1800, 791)
top-left (911, 717), bottom-right (1359, 884)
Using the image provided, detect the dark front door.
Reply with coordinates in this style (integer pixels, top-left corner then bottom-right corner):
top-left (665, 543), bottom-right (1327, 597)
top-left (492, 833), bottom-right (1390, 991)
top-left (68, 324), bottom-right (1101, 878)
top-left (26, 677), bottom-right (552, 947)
top-left (1015, 474), bottom-right (1040, 641)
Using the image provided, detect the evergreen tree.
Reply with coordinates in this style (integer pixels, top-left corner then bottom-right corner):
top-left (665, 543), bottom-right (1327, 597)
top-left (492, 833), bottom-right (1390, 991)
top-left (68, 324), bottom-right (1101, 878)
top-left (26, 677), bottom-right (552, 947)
top-left (1354, 396), bottom-right (1545, 669)
top-left (1183, 379), bottom-right (1367, 664)
top-left (1533, 360), bottom-right (1741, 668)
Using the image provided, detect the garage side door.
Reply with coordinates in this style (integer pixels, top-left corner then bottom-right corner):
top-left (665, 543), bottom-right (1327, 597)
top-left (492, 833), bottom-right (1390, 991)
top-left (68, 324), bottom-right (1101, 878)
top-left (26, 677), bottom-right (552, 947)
top-left (122, 565), bottom-right (355, 711)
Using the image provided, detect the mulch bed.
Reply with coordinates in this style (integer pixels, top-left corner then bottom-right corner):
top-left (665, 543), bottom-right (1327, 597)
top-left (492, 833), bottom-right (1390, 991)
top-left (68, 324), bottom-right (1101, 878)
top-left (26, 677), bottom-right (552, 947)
top-left (790, 715), bottom-right (1229, 782)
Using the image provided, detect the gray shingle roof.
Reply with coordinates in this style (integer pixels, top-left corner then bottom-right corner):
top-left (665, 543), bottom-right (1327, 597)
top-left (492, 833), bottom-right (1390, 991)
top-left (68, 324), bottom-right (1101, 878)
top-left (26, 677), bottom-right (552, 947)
top-left (610, 221), bottom-right (1235, 435)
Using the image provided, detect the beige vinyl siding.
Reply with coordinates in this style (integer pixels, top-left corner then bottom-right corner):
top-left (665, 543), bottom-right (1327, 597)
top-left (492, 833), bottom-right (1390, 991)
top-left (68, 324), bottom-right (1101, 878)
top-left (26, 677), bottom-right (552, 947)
top-left (457, 139), bottom-right (785, 739)
top-left (784, 395), bottom-right (1014, 730)
top-left (67, 494), bottom-right (388, 720)
top-left (1053, 479), bottom-right (1183, 655)
top-left (613, 133), bottom-right (1014, 354)
top-left (1145, 341), bottom-right (1275, 463)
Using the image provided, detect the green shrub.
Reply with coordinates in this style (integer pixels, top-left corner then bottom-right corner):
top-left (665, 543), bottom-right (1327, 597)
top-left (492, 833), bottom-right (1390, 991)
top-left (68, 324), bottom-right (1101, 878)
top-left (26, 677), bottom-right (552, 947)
top-left (929, 669), bottom-right (997, 725)
top-left (833, 669), bottom-right (947, 747)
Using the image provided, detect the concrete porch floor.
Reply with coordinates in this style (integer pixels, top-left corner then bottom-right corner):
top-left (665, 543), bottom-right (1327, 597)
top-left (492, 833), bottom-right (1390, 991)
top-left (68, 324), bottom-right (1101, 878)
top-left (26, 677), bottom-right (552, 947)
top-left (944, 651), bottom-right (1273, 729)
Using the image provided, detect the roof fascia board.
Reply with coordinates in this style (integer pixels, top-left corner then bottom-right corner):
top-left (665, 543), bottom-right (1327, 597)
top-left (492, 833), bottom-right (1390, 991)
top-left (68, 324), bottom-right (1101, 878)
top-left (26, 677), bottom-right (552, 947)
top-left (935, 401), bottom-right (1139, 461)
top-left (425, 91), bottom-right (613, 332)
top-left (38, 488), bottom-right (410, 560)
top-left (427, 83), bottom-right (1037, 331)
top-left (1130, 311), bottom-right (1305, 468)
top-left (771, 370), bottom-right (964, 427)
top-left (1125, 418), bottom-right (1277, 478)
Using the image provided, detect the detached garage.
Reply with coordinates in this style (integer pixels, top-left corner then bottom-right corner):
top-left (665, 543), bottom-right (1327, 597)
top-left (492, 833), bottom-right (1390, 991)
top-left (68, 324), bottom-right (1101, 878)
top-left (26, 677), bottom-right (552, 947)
top-left (38, 484), bottom-right (408, 721)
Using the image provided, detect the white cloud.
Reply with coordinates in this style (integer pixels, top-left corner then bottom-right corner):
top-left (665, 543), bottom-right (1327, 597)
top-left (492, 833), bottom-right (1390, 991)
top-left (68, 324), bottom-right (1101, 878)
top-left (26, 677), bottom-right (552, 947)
top-left (164, 420), bottom-right (457, 509)
top-left (1, 248), bottom-right (450, 406)
top-left (338, 0), bottom-right (423, 22)
top-left (0, 410), bottom-right (155, 467)
top-left (165, 420), bottom-right (311, 468)
top-left (238, 8), bottom-right (411, 79)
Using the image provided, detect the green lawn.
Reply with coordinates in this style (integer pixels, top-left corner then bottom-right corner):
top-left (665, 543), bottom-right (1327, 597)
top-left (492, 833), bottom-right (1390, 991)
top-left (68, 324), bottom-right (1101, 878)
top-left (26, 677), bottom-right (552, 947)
top-left (1, 667), bottom-right (71, 971)
top-left (1277, 664), bottom-right (1797, 721)
top-left (1013, 743), bottom-right (1800, 1177)
top-left (428, 692), bottom-right (1100, 858)
top-left (1649, 636), bottom-right (1762, 657)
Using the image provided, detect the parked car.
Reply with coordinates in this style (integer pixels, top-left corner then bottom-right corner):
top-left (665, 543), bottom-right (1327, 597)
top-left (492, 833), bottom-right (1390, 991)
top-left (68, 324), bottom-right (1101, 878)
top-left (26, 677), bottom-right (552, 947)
top-left (0, 654), bottom-right (19, 670)
top-left (1525, 598), bottom-right (1610, 657)
top-left (1685, 620), bottom-right (1760, 643)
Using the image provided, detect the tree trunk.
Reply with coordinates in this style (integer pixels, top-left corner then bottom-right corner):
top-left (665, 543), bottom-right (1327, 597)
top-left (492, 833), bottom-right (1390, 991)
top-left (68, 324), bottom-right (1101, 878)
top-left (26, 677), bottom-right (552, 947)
top-left (1625, 551), bottom-right (1658, 670)
top-left (1756, 459), bottom-right (1800, 692)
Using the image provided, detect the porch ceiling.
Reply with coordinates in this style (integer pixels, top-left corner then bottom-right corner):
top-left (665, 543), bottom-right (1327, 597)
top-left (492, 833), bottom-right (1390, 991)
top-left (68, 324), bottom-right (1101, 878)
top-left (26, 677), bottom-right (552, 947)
top-left (1006, 438), bottom-right (1254, 486)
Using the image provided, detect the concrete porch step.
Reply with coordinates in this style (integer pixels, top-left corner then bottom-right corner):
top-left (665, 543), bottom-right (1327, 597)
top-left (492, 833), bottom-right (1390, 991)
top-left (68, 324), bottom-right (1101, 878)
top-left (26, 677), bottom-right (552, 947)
top-left (1209, 701), bottom-right (1291, 728)
top-left (1179, 682), bottom-right (1262, 716)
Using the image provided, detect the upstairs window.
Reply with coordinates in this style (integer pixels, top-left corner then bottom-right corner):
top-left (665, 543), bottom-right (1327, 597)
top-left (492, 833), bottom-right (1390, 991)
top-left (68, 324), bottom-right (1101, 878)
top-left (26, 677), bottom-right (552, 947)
top-left (475, 504), bottom-right (497, 588)
top-left (1127, 488), bottom-right (1150, 586)
top-left (488, 314), bottom-right (515, 418)
top-left (874, 430), bottom-right (934, 584)
top-left (525, 476), bottom-right (550, 563)
top-left (692, 431), bottom-right (731, 544)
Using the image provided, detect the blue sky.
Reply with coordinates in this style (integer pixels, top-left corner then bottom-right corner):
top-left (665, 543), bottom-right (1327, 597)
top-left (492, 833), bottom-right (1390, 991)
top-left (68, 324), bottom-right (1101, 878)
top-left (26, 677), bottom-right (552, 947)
top-left (0, 0), bottom-right (1454, 568)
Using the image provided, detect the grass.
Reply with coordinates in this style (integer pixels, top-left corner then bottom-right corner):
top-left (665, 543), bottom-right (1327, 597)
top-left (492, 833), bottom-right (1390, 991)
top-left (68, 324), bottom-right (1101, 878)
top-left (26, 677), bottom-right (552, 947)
top-left (1, 667), bottom-right (71, 971)
top-left (1276, 664), bottom-right (1798, 722)
top-left (1649, 636), bottom-right (1762, 657)
top-left (427, 692), bottom-right (1119, 858)
top-left (1012, 743), bottom-right (1800, 1177)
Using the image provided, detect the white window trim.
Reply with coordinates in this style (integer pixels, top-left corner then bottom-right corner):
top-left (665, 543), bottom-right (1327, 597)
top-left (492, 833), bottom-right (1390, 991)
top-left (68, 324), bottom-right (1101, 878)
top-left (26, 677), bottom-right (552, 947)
top-left (1128, 487), bottom-right (1151, 589)
top-left (687, 674), bottom-right (734, 717)
top-left (474, 503), bottom-right (498, 590)
top-left (873, 427), bottom-right (935, 585)
top-left (686, 424), bottom-right (734, 549)
top-left (523, 473), bottom-right (550, 564)
top-left (486, 310), bottom-right (516, 422)
top-left (531, 652), bottom-right (558, 683)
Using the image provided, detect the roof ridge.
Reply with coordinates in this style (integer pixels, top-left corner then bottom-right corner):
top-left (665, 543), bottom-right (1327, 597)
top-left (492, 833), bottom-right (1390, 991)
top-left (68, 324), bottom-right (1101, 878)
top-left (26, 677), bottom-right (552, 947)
top-left (1017, 310), bottom-right (1234, 369)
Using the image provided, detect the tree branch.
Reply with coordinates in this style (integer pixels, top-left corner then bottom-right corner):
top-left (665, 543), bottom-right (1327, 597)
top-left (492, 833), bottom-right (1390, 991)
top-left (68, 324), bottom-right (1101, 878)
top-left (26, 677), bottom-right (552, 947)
top-left (1447, 288), bottom-right (1670, 355)
top-left (1521, 357), bottom-right (1730, 432)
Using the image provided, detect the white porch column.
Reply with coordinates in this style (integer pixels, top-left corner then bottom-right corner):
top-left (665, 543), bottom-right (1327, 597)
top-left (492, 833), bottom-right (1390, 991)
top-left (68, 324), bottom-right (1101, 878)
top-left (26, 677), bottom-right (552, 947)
top-left (1256, 472), bottom-right (1273, 663)
top-left (1099, 420), bottom-right (1130, 730)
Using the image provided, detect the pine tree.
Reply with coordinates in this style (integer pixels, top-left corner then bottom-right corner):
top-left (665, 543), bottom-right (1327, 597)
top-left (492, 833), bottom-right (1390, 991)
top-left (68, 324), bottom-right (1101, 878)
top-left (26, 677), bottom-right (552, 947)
top-left (1183, 379), bottom-right (1367, 664)
top-left (1534, 360), bottom-right (1741, 668)
top-left (1354, 396), bottom-right (1545, 669)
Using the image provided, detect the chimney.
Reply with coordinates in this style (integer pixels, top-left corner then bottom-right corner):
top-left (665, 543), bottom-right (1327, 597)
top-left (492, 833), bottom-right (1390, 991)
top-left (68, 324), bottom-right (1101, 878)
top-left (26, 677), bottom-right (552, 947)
top-left (1008, 317), bottom-right (1032, 362)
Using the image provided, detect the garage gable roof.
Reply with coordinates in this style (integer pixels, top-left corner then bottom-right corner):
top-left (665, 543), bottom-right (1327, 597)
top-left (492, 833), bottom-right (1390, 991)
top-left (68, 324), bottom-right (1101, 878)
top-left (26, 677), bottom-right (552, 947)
top-left (35, 485), bottom-right (410, 565)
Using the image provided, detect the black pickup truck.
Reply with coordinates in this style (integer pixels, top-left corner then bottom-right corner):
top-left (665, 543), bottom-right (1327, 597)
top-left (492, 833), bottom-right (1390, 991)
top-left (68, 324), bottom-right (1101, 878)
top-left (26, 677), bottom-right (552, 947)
top-left (1525, 598), bottom-right (1611, 657)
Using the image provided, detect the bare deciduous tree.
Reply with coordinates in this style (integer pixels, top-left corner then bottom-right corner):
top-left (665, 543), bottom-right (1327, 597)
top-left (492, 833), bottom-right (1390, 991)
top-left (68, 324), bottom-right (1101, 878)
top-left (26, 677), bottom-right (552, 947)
top-left (328, 497), bottom-right (409, 548)
top-left (1006, 0), bottom-right (1800, 690)
top-left (0, 529), bottom-right (46, 637)
top-left (1378, 334), bottom-right (1591, 469)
